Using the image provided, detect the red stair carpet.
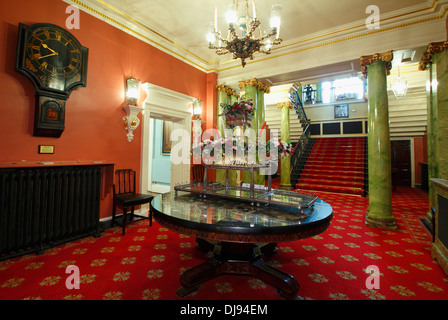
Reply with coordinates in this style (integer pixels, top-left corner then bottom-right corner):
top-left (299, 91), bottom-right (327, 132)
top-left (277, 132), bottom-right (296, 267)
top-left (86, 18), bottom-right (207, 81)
top-left (296, 137), bottom-right (366, 196)
top-left (0, 187), bottom-right (447, 301)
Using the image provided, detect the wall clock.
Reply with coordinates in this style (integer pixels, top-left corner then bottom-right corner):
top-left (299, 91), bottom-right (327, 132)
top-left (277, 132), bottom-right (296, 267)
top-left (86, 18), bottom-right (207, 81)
top-left (15, 23), bottom-right (88, 137)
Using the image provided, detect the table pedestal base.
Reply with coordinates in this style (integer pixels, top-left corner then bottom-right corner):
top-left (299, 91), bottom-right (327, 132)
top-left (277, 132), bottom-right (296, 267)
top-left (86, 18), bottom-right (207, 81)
top-left (176, 242), bottom-right (301, 300)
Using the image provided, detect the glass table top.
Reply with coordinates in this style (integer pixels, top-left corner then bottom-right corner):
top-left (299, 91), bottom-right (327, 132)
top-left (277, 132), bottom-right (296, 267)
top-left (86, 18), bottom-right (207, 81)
top-left (151, 191), bottom-right (333, 234)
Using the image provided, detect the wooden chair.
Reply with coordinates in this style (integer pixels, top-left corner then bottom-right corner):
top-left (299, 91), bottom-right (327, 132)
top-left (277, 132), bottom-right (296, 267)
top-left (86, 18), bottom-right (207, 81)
top-left (112, 169), bottom-right (154, 235)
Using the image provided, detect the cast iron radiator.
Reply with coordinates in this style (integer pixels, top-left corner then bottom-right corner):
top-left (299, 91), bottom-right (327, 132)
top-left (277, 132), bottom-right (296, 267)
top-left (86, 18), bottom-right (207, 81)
top-left (0, 166), bottom-right (102, 260)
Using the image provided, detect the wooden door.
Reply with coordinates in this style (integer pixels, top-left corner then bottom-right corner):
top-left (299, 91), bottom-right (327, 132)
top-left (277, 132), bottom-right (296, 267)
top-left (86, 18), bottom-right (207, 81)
top-left (391, 140), bottom-right (411, 187)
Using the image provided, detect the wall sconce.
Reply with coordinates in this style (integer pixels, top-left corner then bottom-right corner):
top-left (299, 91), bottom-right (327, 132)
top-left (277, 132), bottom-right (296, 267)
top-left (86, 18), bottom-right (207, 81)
top-left (192, 99), bottom-right (202, 120)
top-left (123, 77), bottom-right (143, 142)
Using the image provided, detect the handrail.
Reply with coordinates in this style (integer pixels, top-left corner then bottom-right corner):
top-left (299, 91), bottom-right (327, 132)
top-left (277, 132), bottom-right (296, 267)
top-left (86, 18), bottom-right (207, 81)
top-left (288, 83), bottom-right (311, 176)
top-left (290, 123), bottom-right (310, 174)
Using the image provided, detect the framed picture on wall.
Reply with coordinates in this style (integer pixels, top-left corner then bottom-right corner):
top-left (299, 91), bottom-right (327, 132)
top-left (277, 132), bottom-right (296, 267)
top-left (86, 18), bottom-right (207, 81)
top-left (162, 120), bottom-right (173, 155)
top-left (334, 104), bottom-right (349, 118)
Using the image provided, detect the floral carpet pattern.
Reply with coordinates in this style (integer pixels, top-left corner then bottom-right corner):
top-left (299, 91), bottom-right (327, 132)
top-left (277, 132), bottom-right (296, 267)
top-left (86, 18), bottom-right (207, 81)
top-left (0, 187), bottom-right (447, 300)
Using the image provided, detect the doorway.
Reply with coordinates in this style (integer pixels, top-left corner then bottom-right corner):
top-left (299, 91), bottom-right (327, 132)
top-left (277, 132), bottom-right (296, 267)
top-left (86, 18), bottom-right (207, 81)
top-left (391, 140), bottom-right (412, 187)
top-left (148, 118), bottom-right (172, 193)
top-left (140, 83), bottom-right (195, 195)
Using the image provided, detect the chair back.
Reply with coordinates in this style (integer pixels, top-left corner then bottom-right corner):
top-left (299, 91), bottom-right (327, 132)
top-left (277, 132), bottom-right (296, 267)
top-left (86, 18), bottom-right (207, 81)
top-left (192, 164), bottom-right (204, 183)
top-left (114, 169), bottom-right (136, 195)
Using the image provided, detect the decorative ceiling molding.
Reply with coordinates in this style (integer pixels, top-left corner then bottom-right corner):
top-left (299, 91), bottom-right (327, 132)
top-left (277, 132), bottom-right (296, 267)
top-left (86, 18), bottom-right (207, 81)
top-left (65, 0), bottom-right (448, 80)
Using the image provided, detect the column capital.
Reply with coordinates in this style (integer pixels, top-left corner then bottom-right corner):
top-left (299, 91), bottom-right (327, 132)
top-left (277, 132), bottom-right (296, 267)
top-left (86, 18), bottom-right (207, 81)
top-left (277, 101), bottom-right (293, 109)
top-left (217, 84), bottom-right (236, 96)
top-left (238, 78), bottom-right (270, 93)
top-left (360, 51), bottom-right (393, 78)
top-left (418, 42), bottom-right (448, 71)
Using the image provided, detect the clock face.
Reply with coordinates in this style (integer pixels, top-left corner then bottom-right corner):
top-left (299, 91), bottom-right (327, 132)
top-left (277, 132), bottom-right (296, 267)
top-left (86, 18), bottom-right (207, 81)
top-left (17, 23), bottom-right (88, 93)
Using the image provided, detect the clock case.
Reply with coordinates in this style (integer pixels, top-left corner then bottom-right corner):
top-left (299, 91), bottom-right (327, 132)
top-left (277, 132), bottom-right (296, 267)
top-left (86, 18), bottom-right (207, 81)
top-left (15, 23), bottom-right (88, 137)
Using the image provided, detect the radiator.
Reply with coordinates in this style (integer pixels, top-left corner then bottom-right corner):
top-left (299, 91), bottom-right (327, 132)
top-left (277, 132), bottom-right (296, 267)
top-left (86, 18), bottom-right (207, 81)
top-left (0, 166), bottom-right (102, 260)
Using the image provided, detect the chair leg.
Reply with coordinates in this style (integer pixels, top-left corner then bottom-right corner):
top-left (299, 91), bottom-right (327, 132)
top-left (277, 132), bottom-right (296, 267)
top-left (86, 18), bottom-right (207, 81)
top-left (130, 207), bottom-right (135, 221)
top-left (149, 207), bottom-right (153, 227)
top-left (122, 208), bottom-right (127, 236)
top-left (112, 202), bottom-right (116, 227)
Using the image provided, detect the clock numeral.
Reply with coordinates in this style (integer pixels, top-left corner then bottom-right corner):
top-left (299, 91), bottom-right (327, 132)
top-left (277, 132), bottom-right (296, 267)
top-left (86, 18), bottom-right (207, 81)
top-left (27, 44), bottom-right (41, 51)
top-left (70, 48), bottom-right (80, 54)
top-left (31, 53), bottom-right (41, 60)
top-left (43, 28), bottom-right (51, 39)
top-left (39, 61), bottom-right (48, 71)
top-left (54, 31), bottom-right (62, 41)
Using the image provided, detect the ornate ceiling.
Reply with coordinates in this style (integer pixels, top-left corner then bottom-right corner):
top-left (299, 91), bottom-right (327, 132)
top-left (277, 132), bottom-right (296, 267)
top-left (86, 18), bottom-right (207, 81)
top-left (66, 0), bottom-right (447, 86)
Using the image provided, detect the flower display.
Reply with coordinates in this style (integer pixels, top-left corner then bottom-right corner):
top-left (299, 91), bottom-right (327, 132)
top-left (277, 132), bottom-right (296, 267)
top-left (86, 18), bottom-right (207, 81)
top-left (191, 137), bottom-right (294, 163)
top-left (265, 139), bottom-right (295, 157)
top-left (220, 99), bottom-right (254, 121)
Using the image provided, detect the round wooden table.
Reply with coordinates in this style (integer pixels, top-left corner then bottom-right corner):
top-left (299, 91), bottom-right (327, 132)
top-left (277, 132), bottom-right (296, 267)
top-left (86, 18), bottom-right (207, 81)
top-left (151, 191), bottom-right (333, 299)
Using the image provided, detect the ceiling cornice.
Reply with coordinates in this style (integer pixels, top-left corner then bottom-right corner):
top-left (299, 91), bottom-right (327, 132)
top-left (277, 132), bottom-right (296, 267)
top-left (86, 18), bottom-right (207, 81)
top-left (64, 0), bottom-right (448, 77)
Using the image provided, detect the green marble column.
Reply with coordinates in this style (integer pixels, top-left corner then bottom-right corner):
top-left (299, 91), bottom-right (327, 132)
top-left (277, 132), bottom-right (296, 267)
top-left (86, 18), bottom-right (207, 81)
top-left (361, 51), bottom-right (397, 230)
top-left (216, 85), bottom-right (237, 186)
top-left (278, 102), bottom-right (293, 190)
top-left (426, 59), bottom-right (438, 219)
top-left (433, 50), bottom-right (448, 179)
top-left (241, 82), bottom-right (258, 184)
top-left (255, 85), bottom-right (268, 185)
top-left (418, 42), bottom-right (448, 226)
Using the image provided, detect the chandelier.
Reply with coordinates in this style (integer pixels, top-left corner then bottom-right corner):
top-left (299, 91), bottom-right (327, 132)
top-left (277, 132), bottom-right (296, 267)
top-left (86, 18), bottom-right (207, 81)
top-left (207, 0), bottom-right (282, 67)
top-left (392, 66), bottom-right (408, 99)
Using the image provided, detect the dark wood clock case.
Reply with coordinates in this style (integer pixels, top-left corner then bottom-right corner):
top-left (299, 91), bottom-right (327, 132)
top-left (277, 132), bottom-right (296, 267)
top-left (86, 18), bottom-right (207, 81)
top-left (15, 23), bottom-right (88, 137)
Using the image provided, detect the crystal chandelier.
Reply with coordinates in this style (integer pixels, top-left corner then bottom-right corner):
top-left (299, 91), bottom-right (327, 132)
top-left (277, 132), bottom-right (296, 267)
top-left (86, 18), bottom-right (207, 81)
top-left (207, 0), bottom-right (282, 67)
top-left (392, 66), bottom-right (408, 99)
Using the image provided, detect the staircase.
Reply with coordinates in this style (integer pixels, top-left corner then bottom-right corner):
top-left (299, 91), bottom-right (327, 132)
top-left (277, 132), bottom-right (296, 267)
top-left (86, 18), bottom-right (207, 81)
top-left (265, 103), bottom-right (304, 142)
top-left (295, 137), bottom-right (366, 196)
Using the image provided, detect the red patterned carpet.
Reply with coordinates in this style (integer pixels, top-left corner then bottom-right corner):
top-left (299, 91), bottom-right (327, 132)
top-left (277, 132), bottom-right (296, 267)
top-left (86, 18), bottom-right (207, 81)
top-left (0, 187), bottom-right (447, 301)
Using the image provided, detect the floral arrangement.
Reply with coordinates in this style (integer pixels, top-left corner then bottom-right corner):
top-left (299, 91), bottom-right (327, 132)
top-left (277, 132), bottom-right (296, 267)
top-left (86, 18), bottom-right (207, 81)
top-left (263, 139), bottom-right (295, 157)
top-left (191, 137), bottom-right (294, 161)
top-left (220, 99), bottom-right (255, 121)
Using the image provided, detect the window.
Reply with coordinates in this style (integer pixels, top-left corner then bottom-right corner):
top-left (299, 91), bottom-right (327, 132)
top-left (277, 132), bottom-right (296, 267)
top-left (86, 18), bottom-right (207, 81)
top-left (321, 77), bottom-right (364, 104)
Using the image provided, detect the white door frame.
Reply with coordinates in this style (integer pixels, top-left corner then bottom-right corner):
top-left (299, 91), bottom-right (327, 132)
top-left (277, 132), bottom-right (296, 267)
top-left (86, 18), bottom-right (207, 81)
top-left (140, 83), bottom-right (195, 195)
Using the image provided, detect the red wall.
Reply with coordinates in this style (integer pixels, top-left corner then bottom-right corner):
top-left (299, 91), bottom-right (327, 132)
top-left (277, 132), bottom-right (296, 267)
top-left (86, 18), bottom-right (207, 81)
top-left (0, 0), bottom-right (215, 218)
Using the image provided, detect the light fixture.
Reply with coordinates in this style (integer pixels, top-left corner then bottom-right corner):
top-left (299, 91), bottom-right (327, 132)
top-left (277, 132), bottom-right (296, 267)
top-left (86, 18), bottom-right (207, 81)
top-left (123, 77), bottom-right (143, 142)
top-left (192, 99), bottom-right (202, 120)
top-left (392, 66), bottom-right (408, 99)
top-left (207, 0), bottom-right (282, 67)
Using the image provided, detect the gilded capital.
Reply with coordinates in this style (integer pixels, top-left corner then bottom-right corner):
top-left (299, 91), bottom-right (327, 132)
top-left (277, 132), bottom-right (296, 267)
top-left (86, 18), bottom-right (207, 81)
top-left (418, 42), bottom-right (448, 71)
top-left (277, 101), bottom-right (293, 109)
top-left (360, 51), bottom-right (393, 78)
top-left (217, 84), bottom-right (236, 96)
top-left (238, 78), bottom-right (270, 93)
